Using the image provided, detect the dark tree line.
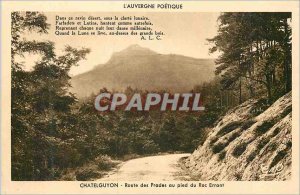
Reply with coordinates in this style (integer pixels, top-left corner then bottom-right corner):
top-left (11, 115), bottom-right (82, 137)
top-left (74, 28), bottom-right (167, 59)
top-left (11, 12), bottom-right (218, 180)
top-left (208, 13), bottom-right (292, 103)
top-left (12, 12), bottom-right (90, 180)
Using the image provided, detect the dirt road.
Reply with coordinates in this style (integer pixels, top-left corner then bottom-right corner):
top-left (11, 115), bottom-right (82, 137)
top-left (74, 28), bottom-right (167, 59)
top-left (98, 153), bottom-right (191, 181)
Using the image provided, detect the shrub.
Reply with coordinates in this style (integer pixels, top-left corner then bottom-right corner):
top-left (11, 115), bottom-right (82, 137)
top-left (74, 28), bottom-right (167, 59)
top-left (75, 166), bottom-right (102, 181)
top-left (272, 127), bottom-right (280, 137)
top-left (269, 150), bottom-right (288, 169)
top-left (246, 151), bottom-right (257, 163)
top-left (210, 137), bottom-right (218, 145)
top-left (142, 140), bottom-right (160, 154)
top-left (241, 119), bottom-right (256, 130)
top-left (228, 132), bottom-right (241, 142)
top-left (212, 142), bottom-right (227, 154)
top-left (217, 121), bottom-right (242, 137)
top-left (280, 105), bottom-right (292, 118)
top-left (218, 151), bottom-right (226, 161)
top-left (234, 172), bottom-right (243, 180)
top-left (267, 142), bottom-right (278, 152)
top-left (287, 140), bottom-right (292, 149)
top-left (232, 142), bottom-right (247, 157)
top-left (257, 137), bottom-right (270, 151)
top-left (255, 120), bottom-right (276, 135)
top-left (95, 155), bottom-right (114, 171)
top-left (250, 99), bottom-right (269, 116)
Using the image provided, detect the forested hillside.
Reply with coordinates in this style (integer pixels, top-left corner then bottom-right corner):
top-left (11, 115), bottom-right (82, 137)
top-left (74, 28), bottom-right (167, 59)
top-left (71, 45), bottom-right (215, 98)
top-left (11, 12), bottom-right (292, 181)
top-left (185, 12), bottom-right (292, 181)
top-left (11, 12), bottom-right (223, 180)
top-left (208, 13), bottom-right (291, 104)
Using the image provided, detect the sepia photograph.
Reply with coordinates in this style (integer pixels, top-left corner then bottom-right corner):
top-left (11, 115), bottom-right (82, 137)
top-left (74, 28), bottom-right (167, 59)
top-left (1, 1), bottom-right (299, 194)
top-left (11, 11), bottom-right (292, 181)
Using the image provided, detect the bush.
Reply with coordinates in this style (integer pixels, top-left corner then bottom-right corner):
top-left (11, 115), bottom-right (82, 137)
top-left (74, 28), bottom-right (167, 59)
top-left (60, 155), bottom-right (118, 181)
top-left (218, 151), bottom-right (226, 161)
top-left (234, 172), bottom-right (243, 181)
top-left (227, 132), bottom-right (241, 142)
top-left (269, 150), bottom-right (288, 169)
top-left (287, 140), bottom-right (292, 149)
top-left (246, 151), bottom-right (257, 163)
top-left (255, 120), bottom-right (276, 135)
top-left (280, 105), bottom-right (292, 118)
top-left (267, 142), bottom-right (278, 152)
top-left (212, 142), bottom-right (227, 154)
top-left (272, 127), bottom-right (280, 137)
top-left (241, 119), bottom-right (256, 130)
top-left (232, 142), bottom-right (247, 157)
top-left (250, 99), bottom-right (269, 116)
top-left (217, 121), bottom-right (242, 137)
top-left (142, 140), bottom-right (160, 154)
top-left (75, 166), bottom-right (102, 181)
top-left (210, 137), bottom-right (218, 145)
top-left (95, 155), bottom-right (114, 171)
top-left (257, 137), bottom-right (270, 150)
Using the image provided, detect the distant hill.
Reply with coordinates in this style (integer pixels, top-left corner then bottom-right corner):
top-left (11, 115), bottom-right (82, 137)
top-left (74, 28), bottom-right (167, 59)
top-left (71, 45), bottom-right (216, 98)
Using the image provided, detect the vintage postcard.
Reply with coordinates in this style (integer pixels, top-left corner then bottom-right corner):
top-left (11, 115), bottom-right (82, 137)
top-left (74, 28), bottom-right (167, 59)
top-left (0, 0), bottom-right (299, 194)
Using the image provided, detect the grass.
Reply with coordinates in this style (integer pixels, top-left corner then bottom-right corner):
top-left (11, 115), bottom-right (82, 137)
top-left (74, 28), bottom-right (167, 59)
top-left (212, 142), bottom-right (227, 154)
top-left (269, 150), bottom-right (288, 169)
top-left (75, 166), bottom-right (104, 181)
top-left (234, 172), bottom-right (243, 181)
top-left (60, 155), bottom-right (119, 181)
top-left (280, 105), bottom-right (292, 118)
top-left (246, 137), bottom-right (270, 163)
top-left (212, 131), bottom-right (241, 154)
top-left (257, 137), bottom-right (270, 150)
top-left (217, 121), bottom-right (242, 137)
top-left (232, 142), bottom-right (248, 158)
top-left (254, 120), bottom-right (276, 135)
top-left (228, 131), bottom-right (241, 142)
top-left (272, 127), bottom-right (280, 137)
top-left (210, 137), bottom-right (218, 145)
top-left (241, 119), bottom-right (256, 130)
top-left (95, 155), bottom-right (116, 171)
top-left (218, 151), bottom-right (227, 161)
top-left (246, 151), bottom-right (256, 163)
top-left (250, 98), bottom-right (269, 116)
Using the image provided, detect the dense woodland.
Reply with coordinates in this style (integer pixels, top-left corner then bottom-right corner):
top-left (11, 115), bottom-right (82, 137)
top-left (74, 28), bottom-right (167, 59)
top-left (12, 12), bottom-right (291, 180)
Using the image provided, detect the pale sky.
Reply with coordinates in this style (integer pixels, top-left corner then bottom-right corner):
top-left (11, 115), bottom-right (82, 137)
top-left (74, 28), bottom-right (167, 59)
top-left (19, 12), bottom-right (221, 76)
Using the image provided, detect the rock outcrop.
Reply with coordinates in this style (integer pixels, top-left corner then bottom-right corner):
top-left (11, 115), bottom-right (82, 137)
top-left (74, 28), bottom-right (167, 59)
top-left (185, 92), bottom-right (292, 181)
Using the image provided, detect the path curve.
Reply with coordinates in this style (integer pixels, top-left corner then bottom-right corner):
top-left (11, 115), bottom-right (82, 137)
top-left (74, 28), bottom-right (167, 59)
top-left (98, 153), bottom-right (190, 181)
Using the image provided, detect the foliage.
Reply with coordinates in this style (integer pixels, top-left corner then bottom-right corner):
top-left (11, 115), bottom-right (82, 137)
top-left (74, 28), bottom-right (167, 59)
top-left (11, 11), bottom-right (90, 180)
top-left (241, 119), bottom-right (256, 130)
top-left (254, 120), bottom-right (276, 135)
top-left (12, 11), bottom-right (292, 181)
top-left (232, 142), bottom-right (248, 157)
top-left (217, 121), bottom-right (242, 137)
top-left (209, 13), bottom-right (292, 103)
top-left (212, 142), bottom-right (227, 154)
top-left (218, 151), bottom-right (227, 161)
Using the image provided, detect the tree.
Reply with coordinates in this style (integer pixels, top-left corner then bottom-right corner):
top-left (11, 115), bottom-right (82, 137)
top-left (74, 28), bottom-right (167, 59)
top-left (11, 11), bottom-right (90, 180)
top-left (208, 13), bottom-right (292, 103)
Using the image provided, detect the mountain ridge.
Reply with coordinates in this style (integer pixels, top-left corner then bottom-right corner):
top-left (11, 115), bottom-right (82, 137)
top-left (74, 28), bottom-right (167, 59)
top-left (71, 45), bottom-right (216, 98)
